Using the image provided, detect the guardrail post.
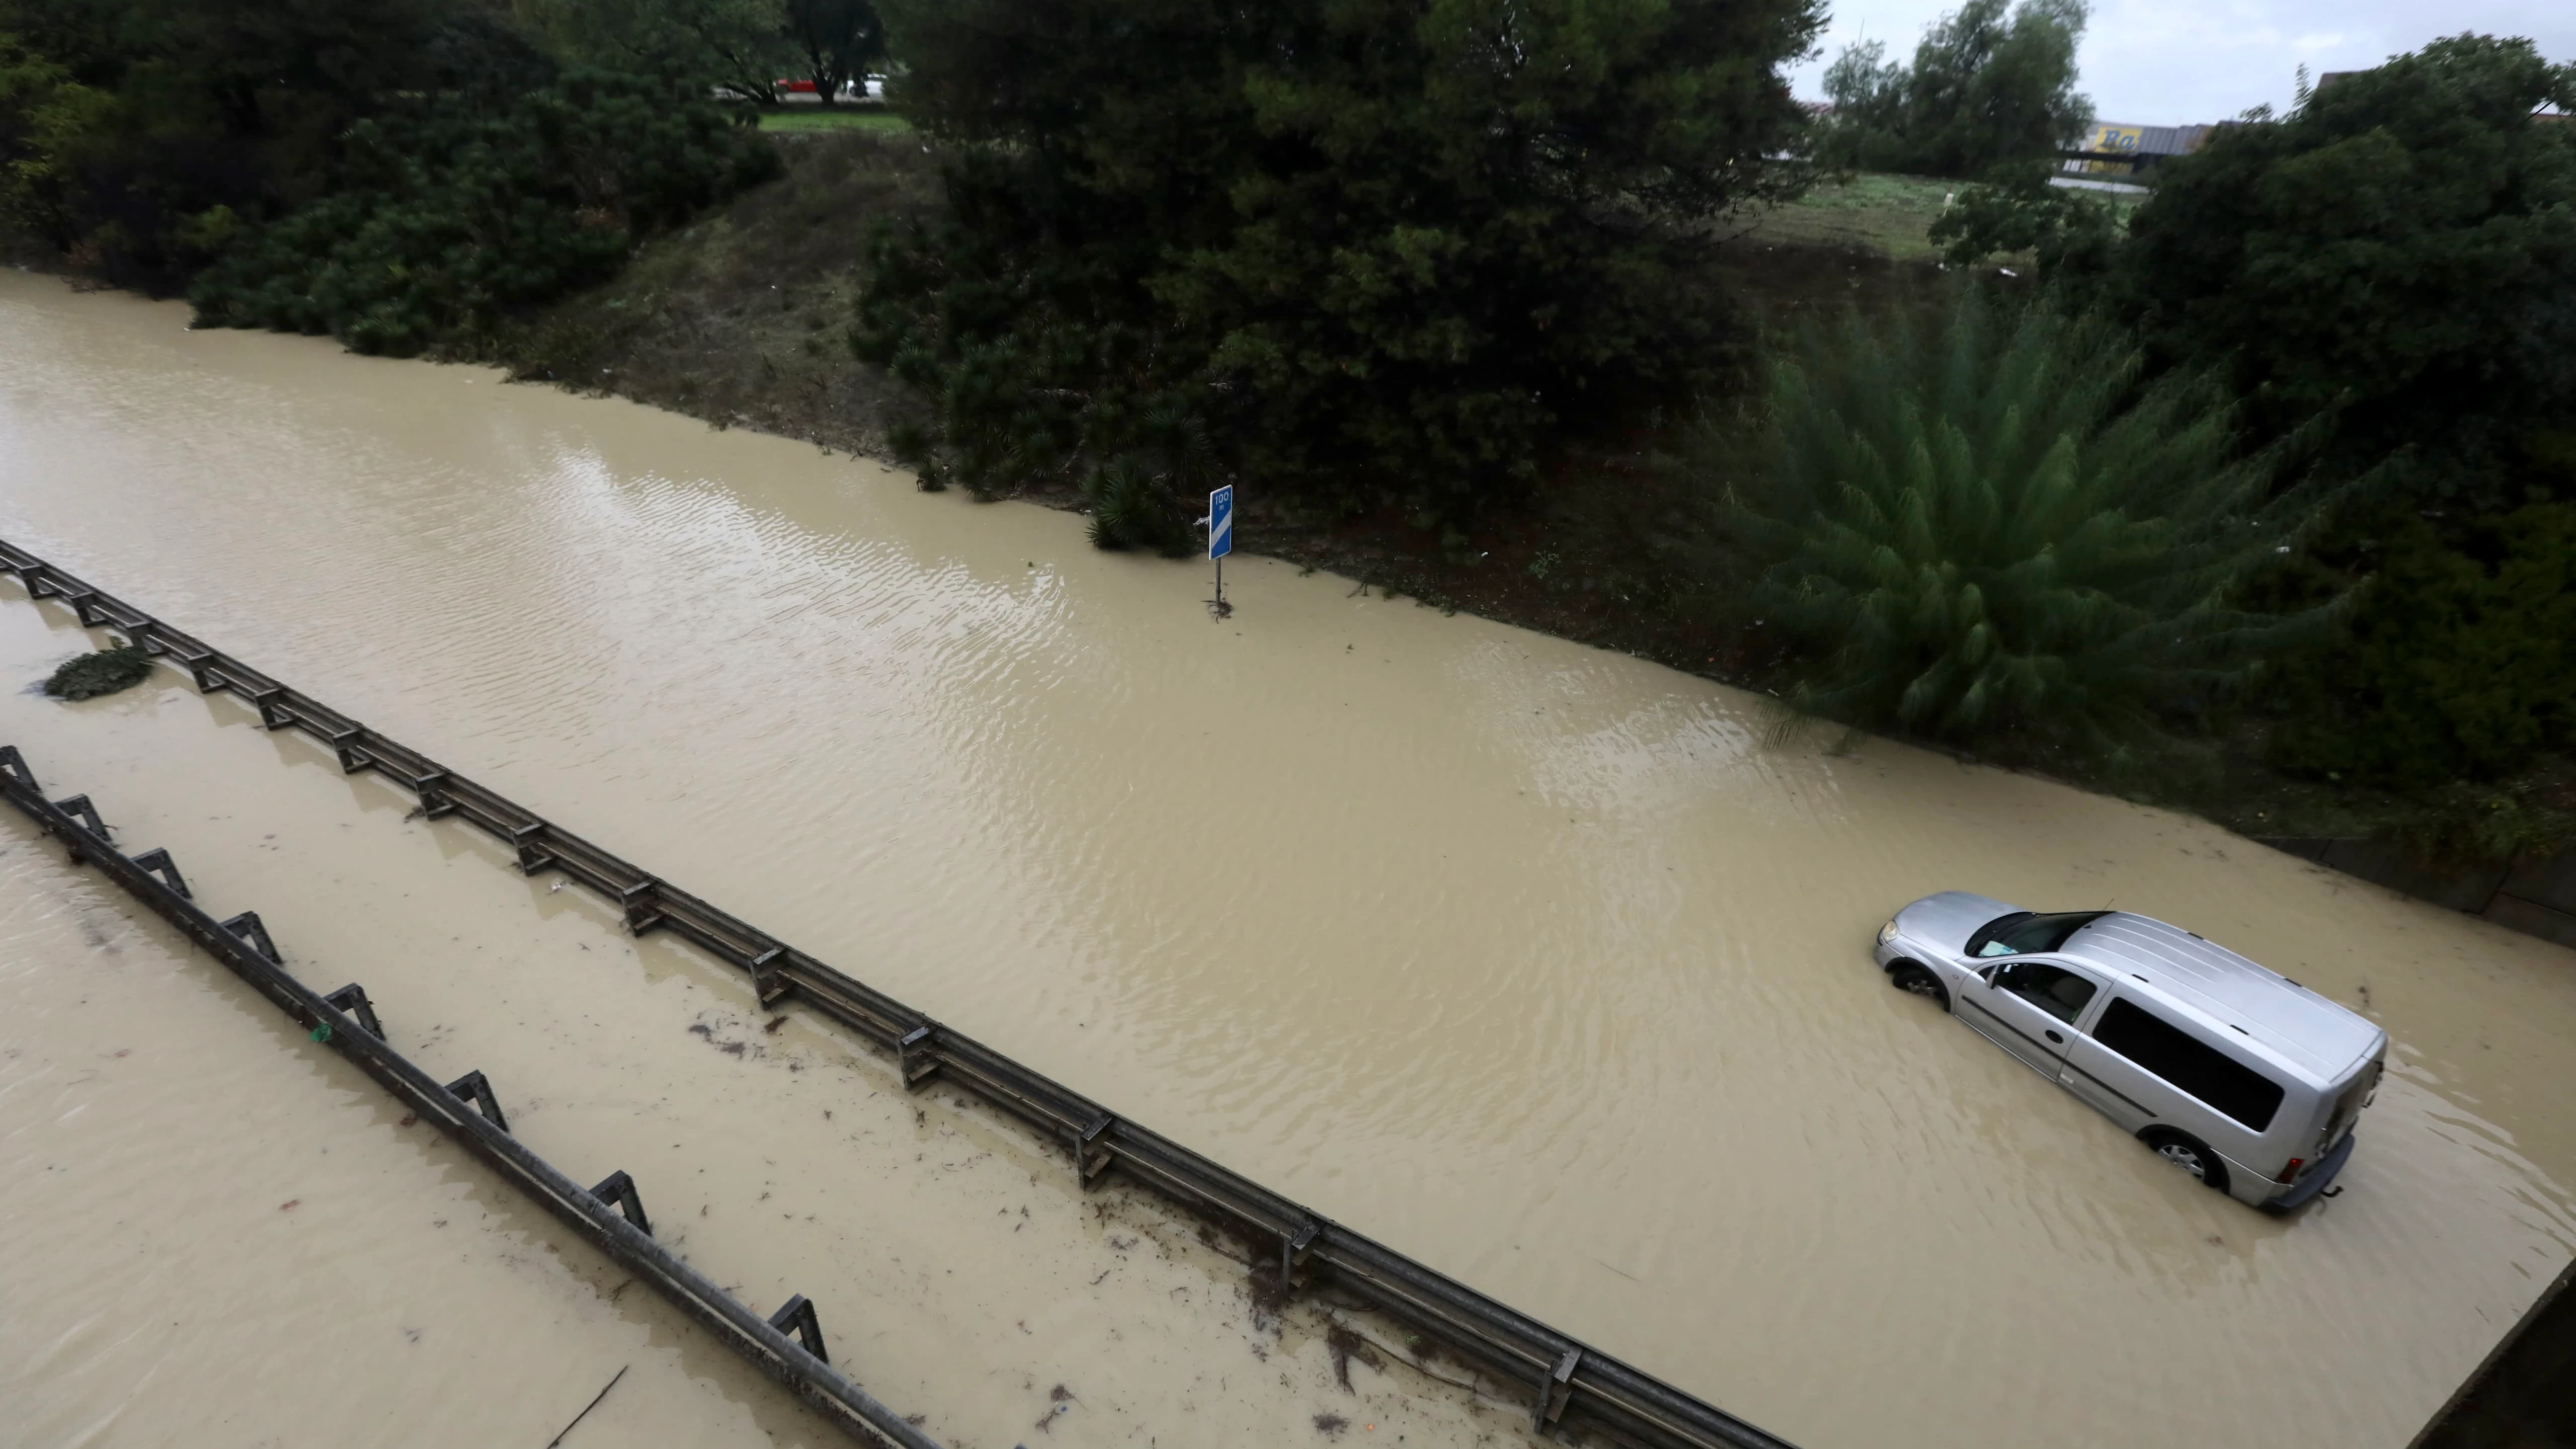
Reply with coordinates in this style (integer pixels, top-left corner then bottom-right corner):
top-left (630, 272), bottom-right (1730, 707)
top-left (324, 982), bottom-right (384, 1038)
top-left (408, 769), bottom-right (456, 820)
top-left (747, 946), bottom-right (790, 1007)
top-left (1073, 1113), bottom-right (1116, 1190)
top-left (220, 910), bottom-right (283, 963)
top-left (591, 1170), bottom-right (653, 1234)
top-left (511, 822), bottom-right (552, 875)
top-left (129, 847), bottom-right (191, 899)
top-left (1533, 1347), bottom-right (1580, 1431)
top-left (51, 794), bottom-right (109, 839)
top-left (63, 589), bottom-right (105, 626)
top-left (24, 566), bottom-right (57, 599)
top-left (250, 686), bottom-right (292, 730)
top-left (0, 745), bottom-right (32, 789)
top-left (328, 726), bottom-right (372, 774)
top-left (1282, 1220), bottom-right (1321, 1287)
top-left (447, 1070), bottom-right (510, 1133)
top-left (175, 643), bottom-right (224, 692)
top-left (619, 880), bottom-right (663, 935)
top-left (768, 1295), bottom-right (829, 1365)
top-left (898, 1023), bottom-right (940, 1092)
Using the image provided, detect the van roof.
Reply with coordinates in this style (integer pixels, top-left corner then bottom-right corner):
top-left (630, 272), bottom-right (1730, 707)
top-left (2062, 914), bottom-right (2384, 1085)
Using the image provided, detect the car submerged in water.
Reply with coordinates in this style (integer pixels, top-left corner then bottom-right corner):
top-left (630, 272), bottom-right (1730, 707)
top-left (1874, 893), bottom-right (2385, 1211)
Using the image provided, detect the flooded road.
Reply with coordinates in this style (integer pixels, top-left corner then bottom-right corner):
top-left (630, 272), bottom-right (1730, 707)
top-left (3, 268), bottom-right (2574, 1449)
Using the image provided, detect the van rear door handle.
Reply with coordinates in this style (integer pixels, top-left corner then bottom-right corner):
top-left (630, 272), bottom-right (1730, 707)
top-left (2045, 1030), bottom-right (2064, 1044)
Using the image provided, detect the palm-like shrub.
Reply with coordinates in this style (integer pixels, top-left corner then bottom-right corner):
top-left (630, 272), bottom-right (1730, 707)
top-left (1738, 295), bottom-right (2338, 762)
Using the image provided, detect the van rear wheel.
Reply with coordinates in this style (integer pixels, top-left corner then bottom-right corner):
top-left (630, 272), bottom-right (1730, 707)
top-left (1889, 962), bottom-right (1950, 1012)
top-left (2143, 1131), bottom-right (2230, 1194)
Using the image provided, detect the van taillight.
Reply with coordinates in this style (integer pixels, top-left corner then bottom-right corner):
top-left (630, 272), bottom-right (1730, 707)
top-left (2276, 1158), bottom-right (2304, 1184)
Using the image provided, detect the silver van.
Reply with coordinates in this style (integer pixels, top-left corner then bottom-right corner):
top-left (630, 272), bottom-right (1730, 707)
top-left (1873, 893), bottom-right (2386, 1211)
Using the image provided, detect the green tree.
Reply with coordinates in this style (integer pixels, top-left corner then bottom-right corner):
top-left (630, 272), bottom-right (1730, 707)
top-left (1816, 0), bottom-right (2093, 177)
top-left (0, 32), bottom-right (111, 249)
top-left (1929, 158), bottom-right (2122, 274)
top-left (865, 0), bottom-right (1823, 523)
top-left (782, 0), bottom-right (883, 104)
top-left (1, 0), bottom-right (558, 289)
top-left (2118, 34), bottom-right (2576, 508)
top-left (1730, 293), bottom-right (2336, 763)
top-left (2109, 36), bottom-right (2576, 789)
top-left (2271, 505), bottom-right (2576, 784)
top-left (514, 0), bottom-right (791, 104)
top-left (189, 71), bottom-right (777, 354)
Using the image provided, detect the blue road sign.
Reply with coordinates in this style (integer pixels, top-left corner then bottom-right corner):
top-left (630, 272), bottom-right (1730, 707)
top-left (1208, 485), bottom-right (1234, 559)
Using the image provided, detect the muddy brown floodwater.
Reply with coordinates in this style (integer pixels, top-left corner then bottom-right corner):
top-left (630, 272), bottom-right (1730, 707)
top-left (3, 269), bottom-right (2573, 1449)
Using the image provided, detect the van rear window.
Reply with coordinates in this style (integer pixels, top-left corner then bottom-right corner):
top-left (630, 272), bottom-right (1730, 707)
top-left (2094, 999), bottom-right (2284, 1132)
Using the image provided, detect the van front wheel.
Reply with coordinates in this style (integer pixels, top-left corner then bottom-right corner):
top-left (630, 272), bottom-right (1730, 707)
top-left (1888, 962), bottom-right (1950, 1012)
top-left (2143, 1131), bottom-right (2230, 1195)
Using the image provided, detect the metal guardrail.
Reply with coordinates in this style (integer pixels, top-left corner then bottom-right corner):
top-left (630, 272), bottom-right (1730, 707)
top-left (0, 537), bottom-right (1795, 1449)
top-left (0, 744), bottom-right (938, 1449)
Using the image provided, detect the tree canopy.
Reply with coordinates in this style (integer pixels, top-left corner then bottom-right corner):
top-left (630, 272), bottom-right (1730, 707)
top-left (1815, 0), bottom-right (2092, 177)
top-left (2119, 33), bottom-right (2576, 511)
top-left (513, 0), bottom-right (885, 105)
top-left (863, 0), bottom-right (1824, 520)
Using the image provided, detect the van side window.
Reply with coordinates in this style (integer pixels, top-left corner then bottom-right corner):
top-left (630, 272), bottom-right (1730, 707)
top-left (1995, 962), bottom-right (2097, 1025)
top-left (2094, 999), bottom-right (2285, 1132)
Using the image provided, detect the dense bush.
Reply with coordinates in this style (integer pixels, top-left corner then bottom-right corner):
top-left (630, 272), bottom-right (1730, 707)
top-left (1928, 161), bottom-right (2122, 275)
top-left (1731, 293), bottom-right (2337, 763)
top-left (2118, 34), bottom-right (2576, 506)
top-left (860, 0), bottom-right (1822, 524)
top-left (0, 0), bottom-right (474, 291)
top-left (2271, 505), bottom-right (2576, 785)
top-left (1814, 0), bottom-right (2092, 178)
top-left (2103, 36), bottom-right (2576, 792)
top-left (190, 72), bottom-right (777, 355)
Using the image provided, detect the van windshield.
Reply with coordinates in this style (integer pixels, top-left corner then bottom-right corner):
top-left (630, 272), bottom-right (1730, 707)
top-left (1969, 910), bottom-right (2110, 957)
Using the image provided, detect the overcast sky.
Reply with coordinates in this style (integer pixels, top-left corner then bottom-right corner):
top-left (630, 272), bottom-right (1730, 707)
top-left (1787, 0), bottom-right (2575, 125)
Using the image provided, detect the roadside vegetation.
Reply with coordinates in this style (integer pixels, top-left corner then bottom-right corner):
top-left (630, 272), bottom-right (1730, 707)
top-left (757, 107), bottom-right (905, 133)
top-left (2, 0), bottom-right (2569, 870)
top-left (1725, 293), bottom-right (2339, 769)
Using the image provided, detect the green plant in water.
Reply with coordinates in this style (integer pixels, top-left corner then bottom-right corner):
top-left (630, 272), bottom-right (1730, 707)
top-left (1082, 401), bottom-right (1220, 556)
top-left (46, 643), bottom-right (152, 700)
top-left (1735, 293), bottom-right (2341, 765)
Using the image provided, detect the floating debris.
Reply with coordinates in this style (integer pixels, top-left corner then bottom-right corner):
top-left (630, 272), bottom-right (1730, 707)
top-left (45, 644), bottom-right (152, 701)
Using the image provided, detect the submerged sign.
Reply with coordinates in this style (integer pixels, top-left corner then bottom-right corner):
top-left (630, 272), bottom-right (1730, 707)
top-left (1208, 485), bottom-right (1234, 559)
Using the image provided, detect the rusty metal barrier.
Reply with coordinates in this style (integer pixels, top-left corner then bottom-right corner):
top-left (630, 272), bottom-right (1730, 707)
top-left (0, 744), bottom-right (937, 1449)
top-left (0, 537), bottom-right (1796, 1449)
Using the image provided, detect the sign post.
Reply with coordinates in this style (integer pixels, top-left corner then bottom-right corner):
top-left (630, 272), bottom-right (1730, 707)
top-left (1206, 485), bottom-right (1234, 618)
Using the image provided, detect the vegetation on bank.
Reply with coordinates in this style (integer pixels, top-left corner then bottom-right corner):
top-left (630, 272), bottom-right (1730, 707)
top-left (189, 71), bottom-right (777, 354)
top-left (758, 107), bottom-right (906, 132)
top-left (2, 0), bottom-right (2570, 869)
top-left (1730, 294), bottom-right (2339, 766)
top-left (858, 0), bottom-right (1821, 520)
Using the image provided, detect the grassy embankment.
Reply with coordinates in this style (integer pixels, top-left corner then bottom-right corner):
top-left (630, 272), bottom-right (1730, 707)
top-left (756, 108), bottom-right (912, 134)
top-left (479, 135), bottom-right (2562, 865)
